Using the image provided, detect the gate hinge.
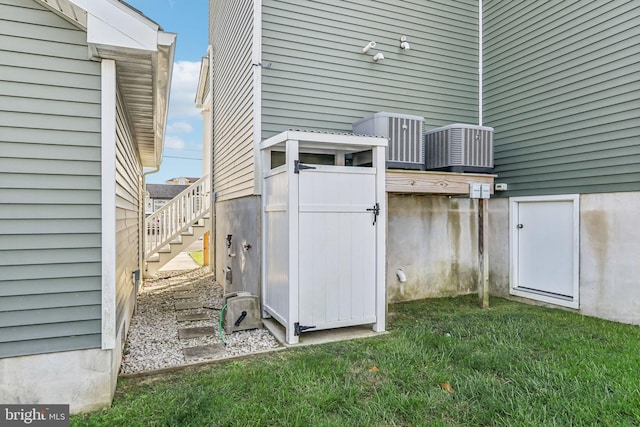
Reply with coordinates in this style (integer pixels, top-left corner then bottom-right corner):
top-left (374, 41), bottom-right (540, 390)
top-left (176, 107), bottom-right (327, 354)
top-left (294, 160), bottom-right (316, 174)
top-left (294, 322), bottom-right (316, 336)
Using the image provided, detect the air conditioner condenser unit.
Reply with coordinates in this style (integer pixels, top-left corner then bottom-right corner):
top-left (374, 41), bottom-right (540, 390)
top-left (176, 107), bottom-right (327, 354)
top-left (352, 112), bottom-right (424, 170)
top-left (424, 123), bottom-right (494, 173)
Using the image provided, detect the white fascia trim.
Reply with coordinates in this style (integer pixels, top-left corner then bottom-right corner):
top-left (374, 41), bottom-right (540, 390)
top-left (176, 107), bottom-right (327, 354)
top-left (252, 0), bottom-right (263, 195)
top-left (101, 59), bottom-right (117, 350)
top-left (158, 31), bottom-right (177, 47)
top-left (195, 55), bottom-right (210, 107)
top-left (153, 33), bottom-right (177, 167)
top-left (72, 0), bottom-right (159, 51)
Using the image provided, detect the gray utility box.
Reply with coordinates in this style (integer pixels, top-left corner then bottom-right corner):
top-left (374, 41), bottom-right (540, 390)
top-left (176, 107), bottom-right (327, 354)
top-left (424, 123), bottom-right (494, 173)
top-left (223, 292), bottom-right (262, 334)
top-left (353, 112), bottom-right (424, 170)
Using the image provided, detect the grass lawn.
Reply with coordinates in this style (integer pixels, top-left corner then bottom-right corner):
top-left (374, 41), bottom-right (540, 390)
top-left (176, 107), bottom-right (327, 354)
top-left (73, 296), bottom-right (640, 426)
top-left (189, 250), bottom-right (204, 267)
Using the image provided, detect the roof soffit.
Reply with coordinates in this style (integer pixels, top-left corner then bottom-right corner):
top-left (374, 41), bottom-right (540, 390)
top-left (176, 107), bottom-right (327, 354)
top-left (36, 0), bottom-right (177, 169)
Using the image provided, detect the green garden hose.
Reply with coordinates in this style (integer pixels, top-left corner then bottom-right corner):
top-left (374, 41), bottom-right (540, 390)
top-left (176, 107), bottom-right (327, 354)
top-left (219, 304), bottom-right (227, 345)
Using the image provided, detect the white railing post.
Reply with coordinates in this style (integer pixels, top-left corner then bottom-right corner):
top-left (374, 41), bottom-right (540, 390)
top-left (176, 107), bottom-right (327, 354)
top-left (144, 175), bottom-right (211, 259)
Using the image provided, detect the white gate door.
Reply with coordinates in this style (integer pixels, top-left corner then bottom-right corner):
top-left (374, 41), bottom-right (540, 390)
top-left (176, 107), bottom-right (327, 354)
top-left (297, 165), bottom-right (378, 332)
top-left (511, 195), bottom-right (579, 308)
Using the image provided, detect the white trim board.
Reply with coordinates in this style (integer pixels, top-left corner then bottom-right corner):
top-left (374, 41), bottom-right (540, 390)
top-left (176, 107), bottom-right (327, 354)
top-left (509, 194), bottom-right (580, 309)
top-left (101, 59), bottom-right (117, 349)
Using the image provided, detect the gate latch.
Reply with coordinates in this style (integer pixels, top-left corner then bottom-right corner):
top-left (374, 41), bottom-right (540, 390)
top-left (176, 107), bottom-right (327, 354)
top-left (294, 322), bottom-right (316, 336)
top-left (294, 160), bottom-right (316, 174)
top-left (366, 202), bottom-right (380, 225)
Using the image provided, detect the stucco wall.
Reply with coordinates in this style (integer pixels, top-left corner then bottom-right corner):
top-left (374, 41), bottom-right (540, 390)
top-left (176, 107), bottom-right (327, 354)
top-left (489, 192), bottom-right (640, 325)
top-left (579, 192), bottom-right (640, 324)
top-left (214, 196), bottom-right (261, 296)
top-left (386, 194), bottom-right (480, 303)
top-left (488, 197), bottom-right (510, 295)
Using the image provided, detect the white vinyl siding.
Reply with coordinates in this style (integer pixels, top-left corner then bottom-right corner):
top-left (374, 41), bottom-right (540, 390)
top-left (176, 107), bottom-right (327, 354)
top-left (210, 0), bottom-right (255, 201)
top-left (0, 0), bottom-right (102, 357)
top-left (484, 0), bottom-right (640, 196)
top-left (114, 88), bottom-right (142, 337)
top-left (261, 0), bottom-right (480, 136)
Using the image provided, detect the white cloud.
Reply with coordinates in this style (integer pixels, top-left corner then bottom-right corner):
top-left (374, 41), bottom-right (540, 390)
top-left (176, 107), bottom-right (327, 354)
top-left (165, 135), bottom-right (186, 150)
top-left (168, 60), bottom-right (202, 120)
top-left (167, 121), bottom-right (194, 134)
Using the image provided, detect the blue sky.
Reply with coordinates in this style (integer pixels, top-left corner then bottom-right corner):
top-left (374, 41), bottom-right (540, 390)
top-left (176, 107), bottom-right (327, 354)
top-left (125, 0), bottom-right (209, 184)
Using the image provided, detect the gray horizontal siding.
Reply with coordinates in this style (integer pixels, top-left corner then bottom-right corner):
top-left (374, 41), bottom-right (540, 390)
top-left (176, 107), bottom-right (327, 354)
top-left (261, 0), bottom-right (479, 137)
top-left (114, 88), bottom-right (141, 338)
top-left (0, 277), bottom-right (101, 297)
top-left (0, 263), bottom-right (101, 284)
top-left (0, 233), bottom-right (100, 250)
top-left (0, 335), bottom-right (101, 358)
top-left (0, 219), bottom-right (100, 235)
top-left (1, 174), bottom-right (101, 190)
top-left (0, 127), bottom-right (101, 146)
top-left (0, 248), bottom-right (100, 266)
top-left (0, 0), bottom-right (102, 358)
top-left (1, 320), bottom-right (100, 343)
top-left (0, 158), bottom-right (100, 175)
top-left (484, 0), bottom-right (640, 196)
top-left (0, 291), bottom-right (100, 312)
top-left (0, 304), bottom-right (101, 327)
top-left (210, 0), bottom-right (255, 201)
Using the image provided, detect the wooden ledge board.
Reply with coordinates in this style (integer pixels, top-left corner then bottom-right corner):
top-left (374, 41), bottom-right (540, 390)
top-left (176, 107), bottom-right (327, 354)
top-left (386, 170), bottom-right (496, 195)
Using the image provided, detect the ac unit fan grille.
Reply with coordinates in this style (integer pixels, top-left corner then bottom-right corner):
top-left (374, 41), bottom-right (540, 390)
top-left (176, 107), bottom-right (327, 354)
top-left (425, 125), bottom-right (493, 172)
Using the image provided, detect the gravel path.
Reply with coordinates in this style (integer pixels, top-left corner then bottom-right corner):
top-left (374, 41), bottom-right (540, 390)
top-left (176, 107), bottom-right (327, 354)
top-left (121, 268), bottom-right (280, 374)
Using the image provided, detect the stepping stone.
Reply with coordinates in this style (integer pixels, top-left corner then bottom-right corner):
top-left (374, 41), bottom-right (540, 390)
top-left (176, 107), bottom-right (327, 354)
top-left (176, 313), bottom-right (213, 322)
top-left (183, 344), bottom-right (225, 362)
top-left (174, 292), bottom-right (198, 299)
top-left (176, 312), bottom-right (212, 322)
top-left (174, 285), bottom-right (195, 291)
top-left (178, 326), bottom-right (216, 339)
top-left (175, 301), bottom-right (202, 310)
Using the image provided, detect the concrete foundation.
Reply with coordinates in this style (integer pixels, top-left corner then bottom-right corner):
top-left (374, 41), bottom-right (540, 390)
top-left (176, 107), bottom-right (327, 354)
top-left (211, 190), bottom-right (640, 327)
top-left (214, 196), bottom-right (261, 296)
top-left (386, 194), bottom-right (480, 302)
top-left (0, 347), bottom-right (117, 414)
top-left (579, 192), bottom-right (640, 323)
top-left (489, 191), bottom-right (640, 325)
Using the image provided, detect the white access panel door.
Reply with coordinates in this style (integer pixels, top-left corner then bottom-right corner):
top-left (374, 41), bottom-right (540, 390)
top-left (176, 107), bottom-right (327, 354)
top-left (511, 195), bottom-right (579, 308)
top-left (297, 166), bottom-right (378, 332)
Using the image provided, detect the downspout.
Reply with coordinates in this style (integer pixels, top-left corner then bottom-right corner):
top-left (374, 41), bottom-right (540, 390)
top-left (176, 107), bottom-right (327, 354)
top-left (478, 0), bottom-right (483, 126)
top-left (252, 0), bottom-right (263, 194)
top-left (207, 45), bottom-right (216, 278)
